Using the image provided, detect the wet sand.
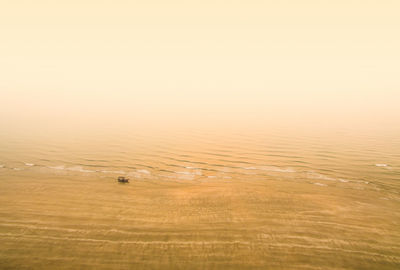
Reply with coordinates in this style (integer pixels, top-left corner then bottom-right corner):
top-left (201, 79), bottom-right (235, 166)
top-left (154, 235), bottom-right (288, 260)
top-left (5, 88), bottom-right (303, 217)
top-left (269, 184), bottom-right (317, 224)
top-left (1, 168), bottom-right (399, 270)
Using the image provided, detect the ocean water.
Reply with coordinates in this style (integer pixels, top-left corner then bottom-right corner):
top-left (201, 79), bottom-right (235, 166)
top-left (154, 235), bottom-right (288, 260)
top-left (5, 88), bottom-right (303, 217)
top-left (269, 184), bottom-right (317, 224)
top-left (0, 127), bottom-right (399, 269)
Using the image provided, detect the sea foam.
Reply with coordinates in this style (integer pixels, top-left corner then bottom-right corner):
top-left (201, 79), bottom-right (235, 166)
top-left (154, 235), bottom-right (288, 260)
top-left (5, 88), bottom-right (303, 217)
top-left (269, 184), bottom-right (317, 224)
top-left (101, 170), bottom-right (126, 174)
top-left (48, 165), bottom-right (95, 173)
top-left (260, 166), bottom-right (296, 173)
top-left (67, 166), bottom-right (95, 173)
top-left (314, 182), bottom-right (327, 187)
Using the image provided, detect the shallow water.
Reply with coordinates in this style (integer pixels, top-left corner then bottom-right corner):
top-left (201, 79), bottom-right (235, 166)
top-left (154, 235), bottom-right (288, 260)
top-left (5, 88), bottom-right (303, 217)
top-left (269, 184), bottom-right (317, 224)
top-left (0, 128), bottom-right (399, 269)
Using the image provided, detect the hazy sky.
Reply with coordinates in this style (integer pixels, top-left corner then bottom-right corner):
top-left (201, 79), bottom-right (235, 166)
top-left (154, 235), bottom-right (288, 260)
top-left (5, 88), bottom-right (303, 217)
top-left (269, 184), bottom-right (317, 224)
top-left (1, 1), bottom-right (399, 133)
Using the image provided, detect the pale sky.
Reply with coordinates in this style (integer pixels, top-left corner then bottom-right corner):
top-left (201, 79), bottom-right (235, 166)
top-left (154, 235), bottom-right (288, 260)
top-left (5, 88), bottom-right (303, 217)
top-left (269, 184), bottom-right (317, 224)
top-left (1, 1), bottom-right (399, 133)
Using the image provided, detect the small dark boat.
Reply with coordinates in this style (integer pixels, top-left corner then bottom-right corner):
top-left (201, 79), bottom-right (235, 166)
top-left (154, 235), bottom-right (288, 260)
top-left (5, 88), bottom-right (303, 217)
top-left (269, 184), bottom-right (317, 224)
top-left (117, 176), bottom-right (129, 183)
